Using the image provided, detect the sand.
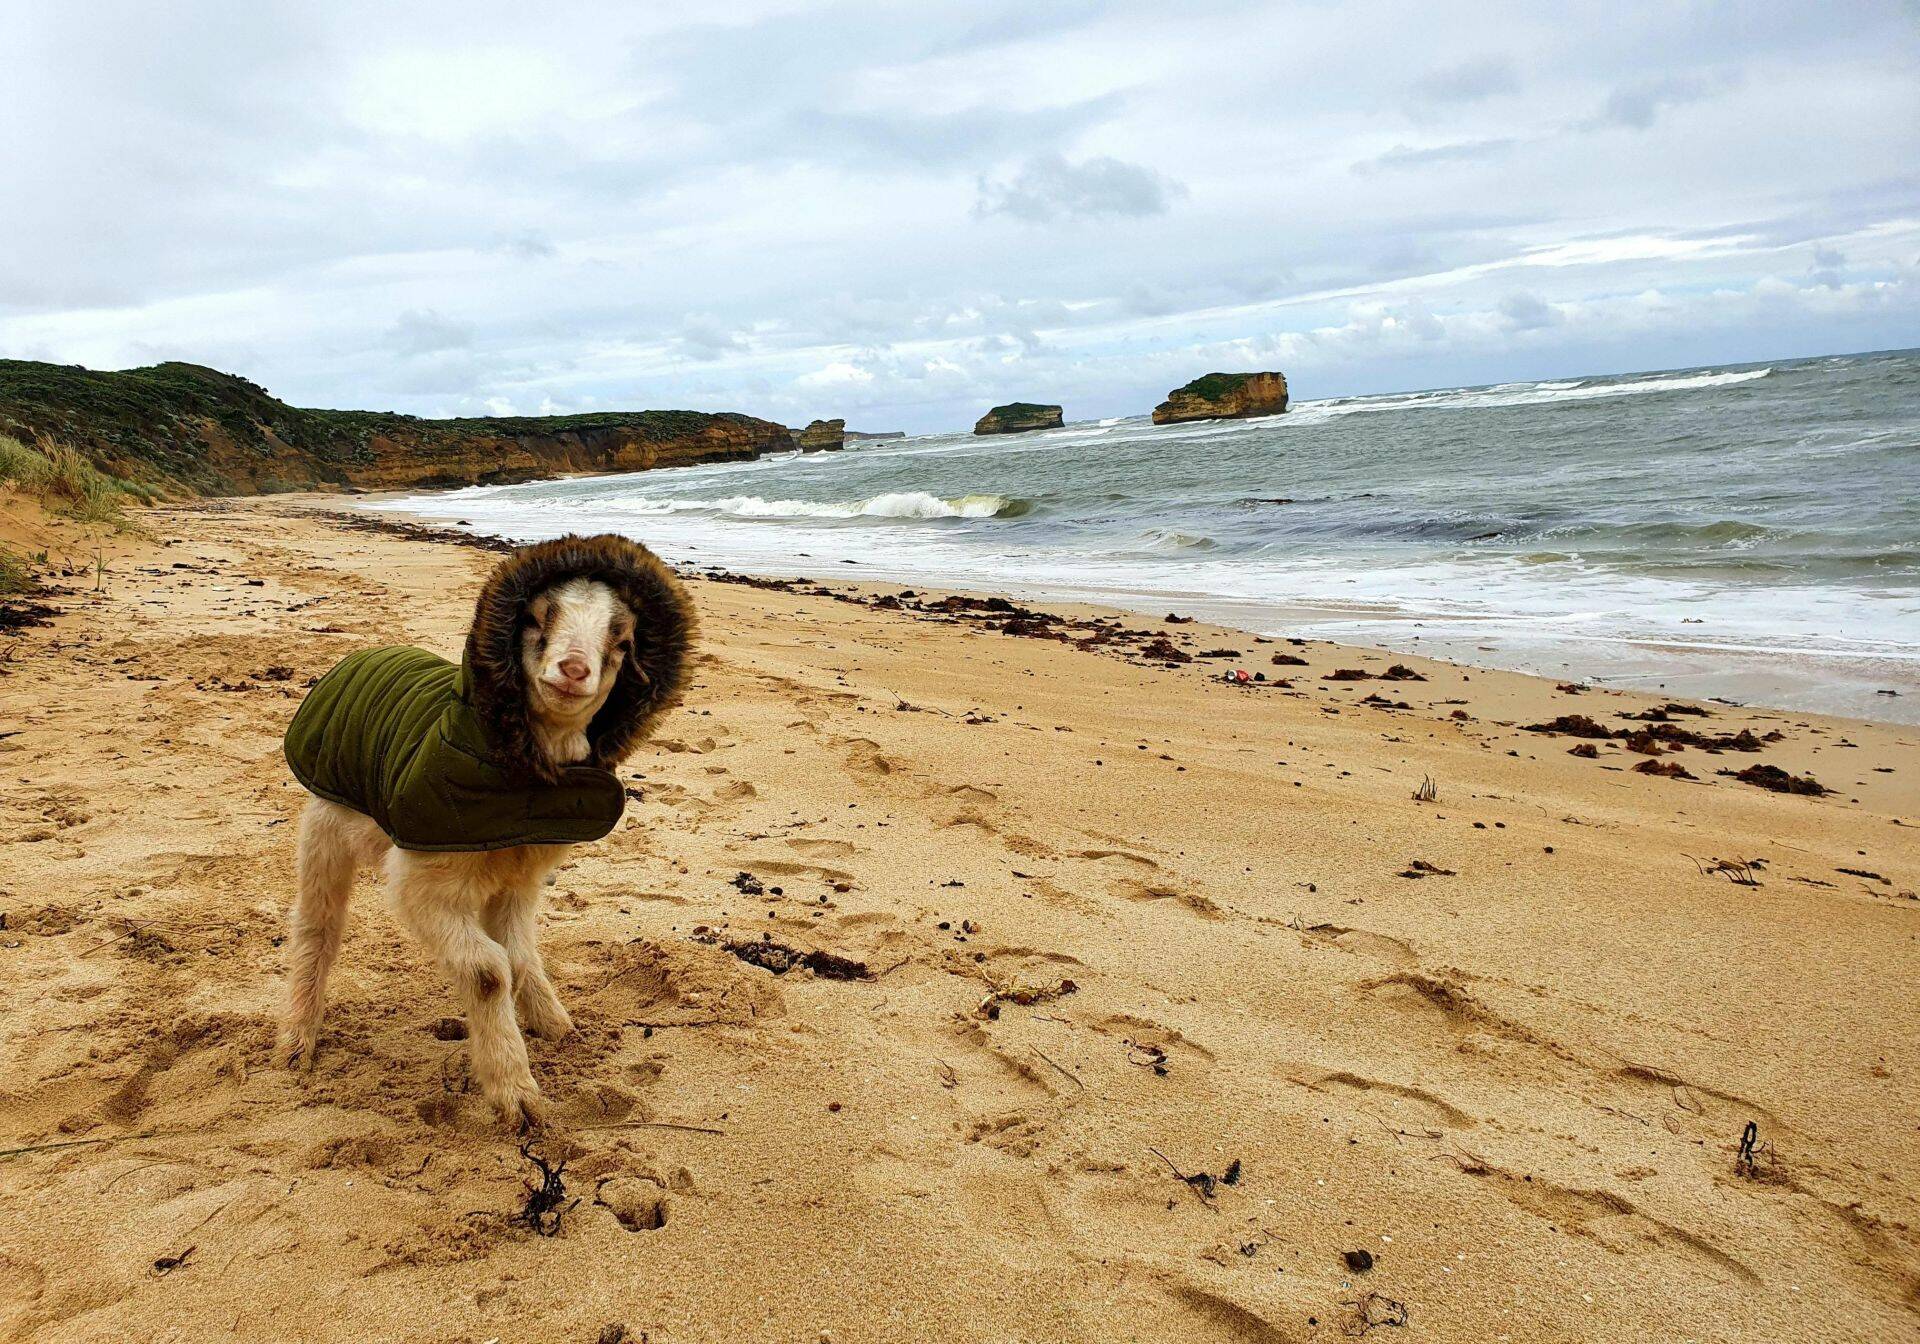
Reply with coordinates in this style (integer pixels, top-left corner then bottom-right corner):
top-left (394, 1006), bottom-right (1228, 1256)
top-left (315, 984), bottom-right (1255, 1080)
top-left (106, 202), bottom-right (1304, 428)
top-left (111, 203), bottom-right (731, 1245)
top-left (1, 496), bottom-right (1915, 1344)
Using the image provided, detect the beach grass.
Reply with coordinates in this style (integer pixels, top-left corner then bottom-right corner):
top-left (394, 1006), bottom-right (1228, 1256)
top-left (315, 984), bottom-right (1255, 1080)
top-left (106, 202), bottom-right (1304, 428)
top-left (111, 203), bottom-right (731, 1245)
top-left (0, 432), bottom-right (145, 528)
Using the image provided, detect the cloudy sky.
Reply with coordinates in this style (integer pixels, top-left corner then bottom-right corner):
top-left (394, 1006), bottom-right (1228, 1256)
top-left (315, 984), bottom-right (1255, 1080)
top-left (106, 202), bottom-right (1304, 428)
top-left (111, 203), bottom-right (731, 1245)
top-left (3, 2), bottom-right (1916, 432)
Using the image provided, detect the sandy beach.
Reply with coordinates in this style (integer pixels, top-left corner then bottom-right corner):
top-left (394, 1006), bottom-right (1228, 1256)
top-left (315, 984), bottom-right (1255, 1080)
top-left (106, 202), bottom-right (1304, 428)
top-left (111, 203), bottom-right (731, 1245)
top-left (2, 496), bottom-right (1916, 1344)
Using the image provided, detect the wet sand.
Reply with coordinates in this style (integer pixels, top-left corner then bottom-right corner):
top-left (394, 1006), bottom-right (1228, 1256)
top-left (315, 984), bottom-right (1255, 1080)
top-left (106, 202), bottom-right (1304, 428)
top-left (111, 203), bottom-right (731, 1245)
top-left (1, 497), bottom-right (1916, 1343)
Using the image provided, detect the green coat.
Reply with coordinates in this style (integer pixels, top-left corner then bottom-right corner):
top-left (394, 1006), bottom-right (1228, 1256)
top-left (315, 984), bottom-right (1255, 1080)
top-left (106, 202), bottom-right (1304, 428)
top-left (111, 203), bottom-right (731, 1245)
top-left (282, 532), bottom-right (696, 854)
top-left (284, 646), bottom-right (625, 851)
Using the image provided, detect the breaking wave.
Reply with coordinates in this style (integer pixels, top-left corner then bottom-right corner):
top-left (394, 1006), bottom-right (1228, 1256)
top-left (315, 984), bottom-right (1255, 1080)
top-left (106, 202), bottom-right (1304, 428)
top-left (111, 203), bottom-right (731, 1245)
top-left (657, 490), bottom-right (1028, 521)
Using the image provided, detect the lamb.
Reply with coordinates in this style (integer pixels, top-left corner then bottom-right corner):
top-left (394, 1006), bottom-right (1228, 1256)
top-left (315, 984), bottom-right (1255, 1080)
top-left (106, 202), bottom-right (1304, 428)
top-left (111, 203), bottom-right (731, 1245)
top-left (278, 534), bottom-right (694, 1130)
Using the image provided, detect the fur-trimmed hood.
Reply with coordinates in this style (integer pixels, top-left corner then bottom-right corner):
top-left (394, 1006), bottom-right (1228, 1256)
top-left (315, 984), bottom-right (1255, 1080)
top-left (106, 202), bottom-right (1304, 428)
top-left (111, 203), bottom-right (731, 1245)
top-left (463, 533), bottom-right (696, 783)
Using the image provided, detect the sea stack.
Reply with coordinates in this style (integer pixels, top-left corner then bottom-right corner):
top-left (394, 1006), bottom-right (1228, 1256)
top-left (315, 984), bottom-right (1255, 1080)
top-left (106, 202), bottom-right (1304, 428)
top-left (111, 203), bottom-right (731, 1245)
top-left (1152, 372), bottom-right (1288, 425)
top-left (973, 402), bottom-right (1064, 435)
top-left (794, 418), bottom-right (846, 451)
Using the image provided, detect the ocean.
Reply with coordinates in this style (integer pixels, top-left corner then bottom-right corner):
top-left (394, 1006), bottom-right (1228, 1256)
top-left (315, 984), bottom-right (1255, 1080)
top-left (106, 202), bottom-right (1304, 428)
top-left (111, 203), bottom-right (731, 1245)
top-left (370, 348), bottom-right (1920, 723)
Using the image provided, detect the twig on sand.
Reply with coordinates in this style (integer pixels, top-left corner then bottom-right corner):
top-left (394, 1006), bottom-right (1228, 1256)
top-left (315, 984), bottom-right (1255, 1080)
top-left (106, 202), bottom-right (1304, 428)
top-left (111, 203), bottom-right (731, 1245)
top-left (1148, 1146), bottom-right (1242, 1202)
top-left (1411, 775), bottom-right (1438, 803)
top-left (79, 917), bottom-right (160, 958)
top-left (1029, 1045), bottom-right (1083, 1090)
top-left (575, 1119), bottom-right (728, 1136)
top-left (0, 1129), bottom-right (184, 1161)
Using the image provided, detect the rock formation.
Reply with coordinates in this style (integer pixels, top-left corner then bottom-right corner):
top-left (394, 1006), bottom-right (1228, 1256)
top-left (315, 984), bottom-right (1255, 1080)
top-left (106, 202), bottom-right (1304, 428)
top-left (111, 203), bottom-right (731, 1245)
top-left (794, 418), bottom-right (846, 452)
top-left (843, 429), bottom-right (906, 441)
top-left (973, 402), bottom-right (1064, 436)
top-left (0, 359), bottom-right (794, 496)
top-left (1152, 372), bottom-right (1288, 425)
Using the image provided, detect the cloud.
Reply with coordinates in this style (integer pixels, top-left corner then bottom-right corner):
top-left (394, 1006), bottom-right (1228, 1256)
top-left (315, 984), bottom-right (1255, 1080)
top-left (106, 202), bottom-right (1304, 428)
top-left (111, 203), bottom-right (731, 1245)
top-left (386, 309), bottom-right (474, 356)
top-left (678, 313), bottom-right (746, 361)
top-left (975, 154), bottom-right (1186, 222)
top-left (1354, 138), bottom-right (1516, 175)
top-left (1410, 55), bottom-right (1520, 104)
top-left (1498, 291), bottom-right (1563, 330)
top-left (1590, 76), bottom-right (1711, 130)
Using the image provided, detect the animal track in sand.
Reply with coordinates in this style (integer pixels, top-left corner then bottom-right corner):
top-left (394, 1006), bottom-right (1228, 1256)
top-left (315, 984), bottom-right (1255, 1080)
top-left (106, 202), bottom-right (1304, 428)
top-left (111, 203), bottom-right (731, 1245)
top-left (834, 737), bottom-right (900, 777)
top-left (1291, 921), bottom-right (1420, 968)
top-left (1110, 877), bottom-right (1223, 919)
top-left (583, 940), bottom-right (784, 1030)
top-left (1074, 847), bottom-right (1160, 868)
top-left (1297, 1069), bottom-right (1476, 1129)
top-left (1356, 971), bottom-right (1563, 1055)
top-left (1086, 1012), bottom-right (1218, 1072)
top-left (1164, 1282), bottom-right (1293, 1344)
top-left (786, 837), bottom-right (858, 858)
top-left (1471, 1166), bottom-right (1760, 1285)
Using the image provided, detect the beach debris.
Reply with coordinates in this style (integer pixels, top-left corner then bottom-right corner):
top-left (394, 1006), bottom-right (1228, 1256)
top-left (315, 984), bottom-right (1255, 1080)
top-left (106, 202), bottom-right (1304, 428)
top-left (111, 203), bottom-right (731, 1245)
top-left (1568, 743), bottom-right (1599, 758)
top-left (1398, 859), bottom-right (1455, 878)
top-left (1324, 668), bottom-right (1371, 681)
top-left (975, 978), bottom-right (1077, 1020)
top-left (1380, 664), bottom-right (1427, 681)
top-left (1148, 1147), bottom-right (1242, 1202)
top-left (597, 1326), bottom-right (629, 1344)
top-left (1524, 714), bottom-right (1613, 738)
top-left (1139, 637), bottom-right (1191, 664)
top-left (1272, 652), bottom-right (1309, 666)
top-left (1532, 714), bottom-right (1766, 754)
top-left (1341, 1248), bottom-right (1375, 1273)
top-left (1555, 682), bottom-right (1587, 694)
top-left (703, 932), bottom-right (871, 980)
top-left (1688, 855), bottom-right (1763, 887)
top-left (1127, 1040), bottom-right (1171, 1076)
top-left (1164, 613), bottom-right (1193, 623)
top-left (730, 871), bottom-right (765, 895)
top-left (1197, 647), bottom-right (1239, 659)
top-left (1622, 702), bottom-right (1710, 720)
top-left (1411, 775), bottom-right (1438, 803)
top-left (1633, 759), bottom-right (1696, 780)
top-left (1340, 1291), bottom-right (1409, 1335)
top-left (511, 1142), bottom-right (578, 1237)
top-left (1722, 764), bottom-right (1829, 795)
top-left (151, 1245), bottom-right (196, 1276)
top-left (1736, 1120), bottom-right (1777, 1178)
top-left (1837, 867), bottom-right (1889, 884)
top-left (1359, 694), bottom-right (1410, 709)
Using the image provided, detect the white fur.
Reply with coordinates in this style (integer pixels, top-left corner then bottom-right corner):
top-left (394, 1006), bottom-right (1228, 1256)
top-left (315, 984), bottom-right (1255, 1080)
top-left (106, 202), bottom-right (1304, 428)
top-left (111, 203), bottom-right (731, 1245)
top-left (278, 578), bottom-right (633, 1131)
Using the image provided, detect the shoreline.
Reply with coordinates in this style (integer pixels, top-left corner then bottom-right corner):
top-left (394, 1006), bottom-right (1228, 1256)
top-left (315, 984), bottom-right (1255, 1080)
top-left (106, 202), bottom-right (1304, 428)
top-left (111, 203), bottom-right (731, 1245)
top-left (1, 495), bottom-right (1916, 1343)
top-left (349, 492), bottom-right (1920, 733)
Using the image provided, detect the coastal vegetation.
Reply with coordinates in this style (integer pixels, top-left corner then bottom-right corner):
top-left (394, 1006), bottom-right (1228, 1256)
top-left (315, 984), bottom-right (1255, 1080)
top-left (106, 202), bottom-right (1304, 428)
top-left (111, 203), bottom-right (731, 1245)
top-left (0, 359), bottom-right (795, 496)
top-left (973, 402), bottom-right (1065, 435)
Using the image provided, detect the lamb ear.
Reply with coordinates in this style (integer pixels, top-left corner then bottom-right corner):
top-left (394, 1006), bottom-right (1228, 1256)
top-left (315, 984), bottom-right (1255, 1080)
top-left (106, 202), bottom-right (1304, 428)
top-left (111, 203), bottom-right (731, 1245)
top-left (527, 593), bottom-right (553, 628)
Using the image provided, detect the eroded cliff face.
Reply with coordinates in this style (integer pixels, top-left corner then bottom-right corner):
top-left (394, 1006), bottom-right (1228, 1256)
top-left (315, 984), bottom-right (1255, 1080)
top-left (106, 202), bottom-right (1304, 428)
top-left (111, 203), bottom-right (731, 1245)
top-left (340, 415), bottom-right (792, 490)
top-left (0, 359), bottom-right (796, 495)
top-left (973, 403), bottom-right (1064, 435)
top-left (1152, 372), bottom-right (1288, 425)
top-left (794, 418), bottom-right (847, 452)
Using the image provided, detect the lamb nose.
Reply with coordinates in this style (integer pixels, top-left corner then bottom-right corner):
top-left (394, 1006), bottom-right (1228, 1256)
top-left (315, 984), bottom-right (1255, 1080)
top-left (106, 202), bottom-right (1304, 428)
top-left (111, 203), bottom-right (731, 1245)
top-left (559, 654), bottom-right (591, 682)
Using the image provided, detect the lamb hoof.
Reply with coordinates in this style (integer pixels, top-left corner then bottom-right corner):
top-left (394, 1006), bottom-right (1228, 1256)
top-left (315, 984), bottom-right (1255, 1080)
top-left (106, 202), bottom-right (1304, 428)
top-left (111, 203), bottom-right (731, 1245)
top-left (496, 1085), bottom-right (548, 1135)
top-left (277, 1023), bottom-right (320, 1072)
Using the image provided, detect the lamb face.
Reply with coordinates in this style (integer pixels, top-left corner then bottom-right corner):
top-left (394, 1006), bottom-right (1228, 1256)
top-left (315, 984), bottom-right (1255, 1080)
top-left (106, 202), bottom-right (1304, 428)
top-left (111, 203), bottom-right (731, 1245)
top-left (518, 577), bottom-right (635, 737)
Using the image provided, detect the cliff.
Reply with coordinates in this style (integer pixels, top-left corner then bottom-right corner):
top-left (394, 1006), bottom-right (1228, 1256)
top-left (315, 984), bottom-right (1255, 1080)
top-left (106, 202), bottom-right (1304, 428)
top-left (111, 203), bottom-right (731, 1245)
top-left (1151, 372), bottom-right (1288, 425)
top-left (973, 402), bottom-right (1063, 436)
top-left (843, 429), bottom-right (906, 442)
top-left (0, 360), bottom-right (796, 496)
top-left (795, 418), bottom-right (846, 452)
